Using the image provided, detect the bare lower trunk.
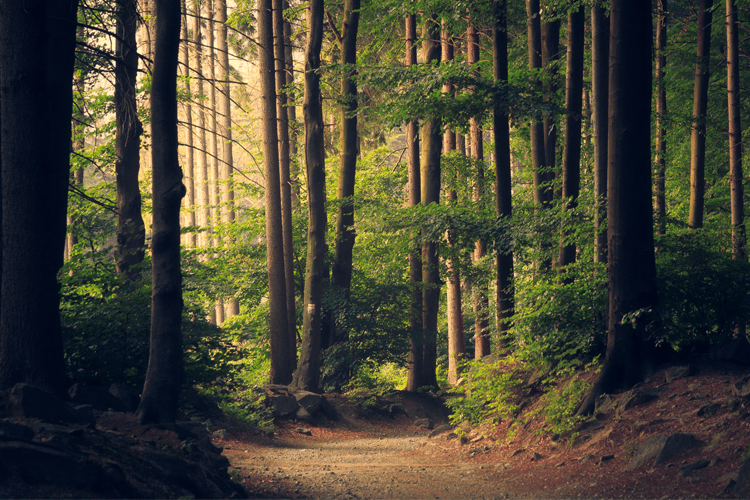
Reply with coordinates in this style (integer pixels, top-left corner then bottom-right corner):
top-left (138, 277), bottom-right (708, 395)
top-left (727, 0), bottom-right (744, 261)
top-left (592, 2), bottom-right (609, 261)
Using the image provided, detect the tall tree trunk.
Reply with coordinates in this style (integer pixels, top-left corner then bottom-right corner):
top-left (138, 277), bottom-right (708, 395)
top-left (291, 0), bottom-right (326, 392)
top-left (0, 0), bottom-right (79, 395)
top-left (420, 16), bottom-right (441, 389)
top-left (69, 25), bottom-right (86, 260)
top-left (137, 0), bottom-right (185, 424)
top-left (405, 14), bottom-right (423, 392)
top-left (468, 21), bottom-right (490, 359)
top-left (727, 0), bottom-right (745, 261)
top-left (688, 0), bottom-right (713, 230)
top-left (443, 24), bottom-right (465, 385)
top-left (494, 0), bottom-right (513, 348)
top-left (259, 0), bottom-right (294, 385)
top-left (654, 0), bottom-right (667, 236)
top-left (526, 0), bottom-right (546, 206)
top-left (331, 0), bottom-right (361, 344)
top-left (592, 2), bottom-right (609, 262)
top-left (216, 0), bottom-right (239, 316)
top-left (274, 0), bottom-right (297, 359)
top-left (180, 0), bottom-right (196, 248)
top-left (115, 0), bottom-right (145, 280)
top-left (578, 0), bottom-right (655, 416)
top-left (541, 17), bottom-right (560, 204)
top-left (192, 0), bottom-right (210, 249)
top-left (284, 2), bottom-right (300, 204)
top-left (558, 0), bottom-right (584, 269)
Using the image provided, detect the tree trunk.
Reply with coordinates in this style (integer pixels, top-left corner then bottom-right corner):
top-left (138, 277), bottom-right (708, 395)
top-left (192, 0), bottom-right (210, 249)
top-left (405, 14), bottom-right (423, 392)
top-left (654, 0), bottom-right (667, 236)
top-left (331, 0), bottom-right (361, 344)
top-left (274, 0), bottom-right (297, 359)
top-left (578, 0), bottom-right (655, 416)
top-left (727, 0), bottom-right (745, 261)
top-left (180, 0), bottom-right (196, 248)
top-left (137, 0), bottom-right (185, 424)
top-left (541, 17), bottom-right (560, 204)
top-left (420, 16), bottom-right (441, 389)
top-left (592, 2), bottom-right (609, 262)
top-left (259, 0), bottom-right (294, 385)
top-left (558, 0), bottom-right (584, 269)
top-left (468, 21), bottom-right (490, 359)
top-left (216, 0), bottom-right (239, 317)
top-left (494, 0), bottom-right (513, 348)
top-left (284, 3), bottom-right (300, 205)
top-left (291, 0), bottom-right (326, 392)
top-left (69, 26), bottom-right (86, 260)
top-left (688, 0), bottom-right (713, 230)
top-left (526, 0), bottom-right (547, 206)
top-left (443, 24), bottom-right (465, 385)
top-left (0, 0), bottom-right (78, 395)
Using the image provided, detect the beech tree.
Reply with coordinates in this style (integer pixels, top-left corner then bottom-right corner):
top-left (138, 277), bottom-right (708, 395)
top-left (136, 0), bottom-right (185, 424)
top-left (0, 0), bottom-right (79, 395)
top-left (654, 0), bottom-right (667, 236)
top-left (592, 1), bottom-right (609, 262)
top-left (579, 0), bottom-right (656, 415)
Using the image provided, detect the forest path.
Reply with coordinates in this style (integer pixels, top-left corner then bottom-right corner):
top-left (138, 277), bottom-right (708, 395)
top-left (222, 416), bottom-right (516, 499)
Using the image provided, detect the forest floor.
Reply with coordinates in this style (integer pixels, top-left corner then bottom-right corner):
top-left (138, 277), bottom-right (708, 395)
top-left (216, 361), bottom-right (750, 499)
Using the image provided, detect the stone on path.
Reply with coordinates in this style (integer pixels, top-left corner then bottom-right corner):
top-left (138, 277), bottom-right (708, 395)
top-left (625, 433), bottom-right (700, 471)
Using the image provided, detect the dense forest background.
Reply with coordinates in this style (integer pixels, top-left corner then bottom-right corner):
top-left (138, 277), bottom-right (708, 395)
top-left (1, 0), bottom-right (749, 430)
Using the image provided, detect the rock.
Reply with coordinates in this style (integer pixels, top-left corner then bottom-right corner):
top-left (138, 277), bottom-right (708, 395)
top-left (414, 418), bottom-right (433, 429)
top-left (732, 375), bottom-right (750, 398)
top-left (428, 424), bottom-right (453, 438)
top-left (733, 454), bottom-right (750, 497)
top-left (595, 394), bottom-right (615, 413)
top-left (678, 459), bottom-right (710, 478)
top-left (619, 388), bottom-right (664, 410)
top-left (68, 383), bottom-right (124, 412)
top-left (665, 365), bottom-right (697, 383)
top-left (529, 452), bottom-right (542, 462)
top-left (295, 427), bottom-right (312, 436)
top-left (212, 429), bottom-right (227, 439)
top-left (109, 384), bottom-right (140, 412)
top-left (599, 454), bottom-right (615, 463)
top-left (511, 448), bottom-right (526, 457)
top-left (268, 394), bottom-right (299, 416)
top-left (625, 433), bottom-right (700, 471)
top-left (8, 384), bottom-right (85, 424)
top-left (696, 401), bottom-right (721, 416)
top-left (446, 432), bottom-right (458, 440)
top-left (292, 391), bottom-right (323, 413)
top-left (578, 453), bottom-right (595, 463)
top-left (317, 397), bottom-right (339, 421)
top-left (71, 404), bottom-right (96, 425)
top-left (295, 406), bottom-right (313, 423)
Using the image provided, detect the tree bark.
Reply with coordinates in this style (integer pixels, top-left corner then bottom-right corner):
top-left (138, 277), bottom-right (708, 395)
top-left (654, 0), bottom-right (667, 236)
top-left (541, 17), bottom-right (560, 204)
top-left (494, 0), bottom-right (513, 348)
top-left (331, 0), bottom-right (361, 344)
top-left (284, 3), bottom-right (300, 205)
top-left (180, 0), bottom-right (196, 248)
top-left (526, 0), bottom-right (547, 206)
top-left (727, 0), bottom-right (745, 261)
top-left (420, 16), bottom-right (441, 389)
top-left (274, 0), bottom-right (297, 358)
top-left (137, 0), bottom-right (185, 424)
top-left (0, 0), bottom-right (78, 395)
top-left (578, 0), bottom-right (655, 416)
top-left (592, 2), bottom-right (609, 262)
top-left (291, 0), bottom-right (326, 392)
top-left (192, 0), bottom-right (210, 249)
top-left (558, 0), bottom-right (584, 269)
top-left (405, 14), bottom-right (423, 392)
top-left (688, 0), bottom-right (713, 230)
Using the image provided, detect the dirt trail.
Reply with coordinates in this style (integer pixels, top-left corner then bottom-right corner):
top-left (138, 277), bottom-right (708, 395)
top-left (223, 416), bottom-right (514, 499)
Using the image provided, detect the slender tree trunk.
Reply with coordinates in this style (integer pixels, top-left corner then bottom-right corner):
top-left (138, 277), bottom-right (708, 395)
top-left (494, 0), bottom-right (513, 348)
top-left (180, 2), bottom-right (196, 248)
top-left (274, 0), bottom-right (297, 359)
top-left (542, 17), bottom-right (560, 204)
top-left (69, 26), bottom-right (86, 260)
top-left (291, 0), bottom-right (326, 391)
top-left (330, 0), bottom-right (361, 344)
top-left (727, 0), bottom-right (745, 261)
top-left (192, 0), bottom-right (210, 249)
top-left (688, 0), bottom-right (713, 230)
top-left (578, 0), bottom-right (655, 416)
top-left (443, 25), bottom-right (465, 385)
top-left (284, 3), bottom-right (300, 204)
top-left (137, 0), bottom-right (185, 424)
top-left (216, 0), bottom-right (239, 316)
top-left (592, 2), bottom-right (609, 262)
top-left (527, 0), bottom-right (546, 206)
top-left (405, 14), bottom-right (423, 392)
top-left (468, 21), bottom-right (490, 359)
top-left (558, 0), bottom-right (584, 269)
top-left (0, 0), bottom-right (79, 395)
top-left (654, 0), bottom-right (667, 236)
top-left (420, 16), bottom-right (441, 389)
